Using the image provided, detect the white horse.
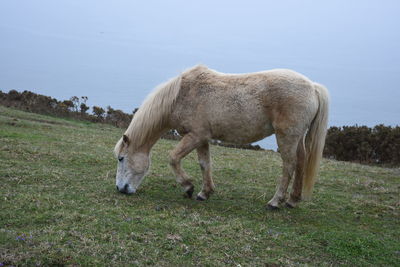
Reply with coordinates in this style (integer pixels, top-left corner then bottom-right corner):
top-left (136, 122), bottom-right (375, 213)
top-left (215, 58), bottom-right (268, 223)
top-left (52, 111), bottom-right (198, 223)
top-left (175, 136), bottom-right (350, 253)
top-left (114, 65), bottom-right (329, 209)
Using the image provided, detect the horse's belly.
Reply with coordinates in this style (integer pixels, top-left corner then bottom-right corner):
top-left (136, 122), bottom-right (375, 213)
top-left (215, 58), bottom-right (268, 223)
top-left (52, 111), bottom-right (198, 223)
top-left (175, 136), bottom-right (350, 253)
top-left (211, 119), bottom-right (274, 144)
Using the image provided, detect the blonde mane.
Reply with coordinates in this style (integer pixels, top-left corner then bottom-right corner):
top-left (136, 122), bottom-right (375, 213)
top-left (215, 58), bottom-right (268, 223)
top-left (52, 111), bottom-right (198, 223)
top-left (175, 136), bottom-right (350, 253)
top-left (116, 74), bottom-right (182, 152)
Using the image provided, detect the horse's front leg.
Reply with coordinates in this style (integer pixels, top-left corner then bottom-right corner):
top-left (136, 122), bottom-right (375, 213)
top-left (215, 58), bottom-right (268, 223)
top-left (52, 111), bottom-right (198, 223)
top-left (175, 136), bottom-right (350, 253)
top-left (196, 142), bottom-right (215, 201)
top-left (169, 133), bottom-right (203, 198)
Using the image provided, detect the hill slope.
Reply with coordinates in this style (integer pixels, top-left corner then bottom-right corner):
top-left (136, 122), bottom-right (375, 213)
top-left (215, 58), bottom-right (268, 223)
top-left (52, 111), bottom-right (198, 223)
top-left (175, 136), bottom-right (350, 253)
top-left (1, 106), bottom-right (399, 266)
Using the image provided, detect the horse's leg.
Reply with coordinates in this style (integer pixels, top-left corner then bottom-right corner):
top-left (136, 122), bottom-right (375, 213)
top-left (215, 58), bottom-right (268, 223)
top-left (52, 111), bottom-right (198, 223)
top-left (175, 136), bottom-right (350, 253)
top-left (196, 142), bottom-right (214, 201)
top-left (169, 133), bottom-right (204, 198)
top-left (286, 136), bottom-right (306, 208)
top-left (267, 134), bottom-right (300, 209)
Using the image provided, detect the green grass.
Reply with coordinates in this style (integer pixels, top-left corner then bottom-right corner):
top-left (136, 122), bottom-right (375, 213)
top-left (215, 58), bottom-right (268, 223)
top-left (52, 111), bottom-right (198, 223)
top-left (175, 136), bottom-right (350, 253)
top-left (1, 105), bottom-right (399, 266)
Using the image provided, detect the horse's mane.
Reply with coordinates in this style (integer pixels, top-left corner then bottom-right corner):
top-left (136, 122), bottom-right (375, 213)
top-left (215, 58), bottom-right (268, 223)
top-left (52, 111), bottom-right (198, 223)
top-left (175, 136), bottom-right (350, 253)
top-left (115, 74), bottom-right (182, 153)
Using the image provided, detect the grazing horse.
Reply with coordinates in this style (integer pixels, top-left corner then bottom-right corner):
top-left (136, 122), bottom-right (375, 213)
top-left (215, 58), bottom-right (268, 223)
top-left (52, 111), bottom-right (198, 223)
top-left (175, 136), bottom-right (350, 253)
top-left (114, 65), bottom-right (329, 209)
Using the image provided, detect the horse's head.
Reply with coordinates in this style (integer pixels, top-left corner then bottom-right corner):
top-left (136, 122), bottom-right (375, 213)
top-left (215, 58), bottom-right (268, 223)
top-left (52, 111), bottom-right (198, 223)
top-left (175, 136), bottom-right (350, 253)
top-left (114, 134), bottom-right (150, 194)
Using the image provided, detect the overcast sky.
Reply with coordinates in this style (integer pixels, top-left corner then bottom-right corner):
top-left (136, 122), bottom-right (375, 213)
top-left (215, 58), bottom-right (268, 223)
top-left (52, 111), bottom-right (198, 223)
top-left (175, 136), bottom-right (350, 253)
top-left (1, 0), bottom-right (399, 149)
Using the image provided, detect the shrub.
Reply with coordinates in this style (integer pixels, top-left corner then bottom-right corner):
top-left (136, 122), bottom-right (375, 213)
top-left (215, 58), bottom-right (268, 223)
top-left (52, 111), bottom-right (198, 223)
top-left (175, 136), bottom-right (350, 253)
top-left (323, 125), bottom-right (400, 166)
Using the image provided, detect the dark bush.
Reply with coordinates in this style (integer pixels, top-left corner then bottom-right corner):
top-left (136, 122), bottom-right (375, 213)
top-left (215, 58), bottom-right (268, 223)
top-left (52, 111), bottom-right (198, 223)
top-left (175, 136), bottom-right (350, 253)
top-left (92, 106), bottom-right (105, 119)
top-left (80, 103), bottom-right (89, 114)
top-left (323, 125), bottom-right (400, 166)
top-left (0, 89), bottom-right (133, 127)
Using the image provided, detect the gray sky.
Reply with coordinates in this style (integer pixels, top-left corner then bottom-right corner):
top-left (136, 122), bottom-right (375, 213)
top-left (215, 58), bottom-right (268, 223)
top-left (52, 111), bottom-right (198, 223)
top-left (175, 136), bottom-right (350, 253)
top-left (1, 0), bottom-right (399, 149)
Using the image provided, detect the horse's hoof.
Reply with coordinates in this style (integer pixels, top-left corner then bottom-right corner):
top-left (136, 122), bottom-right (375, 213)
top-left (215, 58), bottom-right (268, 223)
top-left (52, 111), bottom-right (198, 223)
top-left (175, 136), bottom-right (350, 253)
top-left (184, 186), bottom-right (194, 198)
top-left (196, 195), bottom-right (206, 201)
top-left (266, 204), bottom-right (279, 210)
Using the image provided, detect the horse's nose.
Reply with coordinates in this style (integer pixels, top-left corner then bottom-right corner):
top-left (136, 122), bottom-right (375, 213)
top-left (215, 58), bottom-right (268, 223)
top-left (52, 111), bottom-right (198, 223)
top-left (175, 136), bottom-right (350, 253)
top-left (123, 184), bottom-right (129, 193)
top-left (117, 184), bottom-right (130, 194)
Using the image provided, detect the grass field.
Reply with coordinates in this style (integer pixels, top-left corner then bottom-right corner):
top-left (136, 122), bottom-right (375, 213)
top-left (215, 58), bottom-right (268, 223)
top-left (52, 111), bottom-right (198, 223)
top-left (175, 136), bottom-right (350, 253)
top-left (1, 105), bottom-right (399, 266)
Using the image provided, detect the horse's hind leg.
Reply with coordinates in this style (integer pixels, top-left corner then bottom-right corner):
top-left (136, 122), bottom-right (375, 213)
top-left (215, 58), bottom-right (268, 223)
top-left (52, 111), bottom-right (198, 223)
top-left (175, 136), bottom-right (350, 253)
top-left (267, 133), bottom-right (300, 209)
top-left (196, 142), bottom-right (215, 201)
top-left (286, 136), bottom-right (306, 208)
top-left (169, 133), bottom-right (204, 198)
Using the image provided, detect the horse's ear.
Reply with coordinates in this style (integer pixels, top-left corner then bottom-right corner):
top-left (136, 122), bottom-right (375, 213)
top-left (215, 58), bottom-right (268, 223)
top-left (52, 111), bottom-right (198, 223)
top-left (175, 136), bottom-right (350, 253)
top-left (122, 134), bottom-right (130, 145)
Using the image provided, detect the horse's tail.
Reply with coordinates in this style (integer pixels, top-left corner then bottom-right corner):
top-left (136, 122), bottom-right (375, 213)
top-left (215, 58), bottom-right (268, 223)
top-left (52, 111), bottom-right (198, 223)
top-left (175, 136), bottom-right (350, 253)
top-left (303, 83), bottom-right (329, 199)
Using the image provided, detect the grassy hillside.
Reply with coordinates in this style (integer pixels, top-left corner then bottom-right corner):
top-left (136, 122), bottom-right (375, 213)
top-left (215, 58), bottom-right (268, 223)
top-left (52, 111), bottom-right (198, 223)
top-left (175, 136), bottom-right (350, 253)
top-left (1, 106), bottom-right (399, 266)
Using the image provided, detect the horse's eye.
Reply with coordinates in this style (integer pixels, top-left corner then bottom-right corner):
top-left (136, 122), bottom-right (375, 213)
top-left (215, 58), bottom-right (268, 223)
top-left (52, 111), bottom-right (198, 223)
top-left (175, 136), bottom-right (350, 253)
top-left (118, 157), bottom-right (124, 162)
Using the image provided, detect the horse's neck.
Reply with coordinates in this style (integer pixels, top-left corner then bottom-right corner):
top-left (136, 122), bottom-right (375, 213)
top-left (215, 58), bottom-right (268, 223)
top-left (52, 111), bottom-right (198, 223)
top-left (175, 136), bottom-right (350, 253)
top-left (140, 128), bottom-right (167, 153)
top-left (129, 119), bottom-right (170, 153)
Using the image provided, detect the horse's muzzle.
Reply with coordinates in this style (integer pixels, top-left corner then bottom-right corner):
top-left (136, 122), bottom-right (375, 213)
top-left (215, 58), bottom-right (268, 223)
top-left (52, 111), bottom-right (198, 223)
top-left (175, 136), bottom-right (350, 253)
top-left (116, 184), bottom-right (135, 194)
